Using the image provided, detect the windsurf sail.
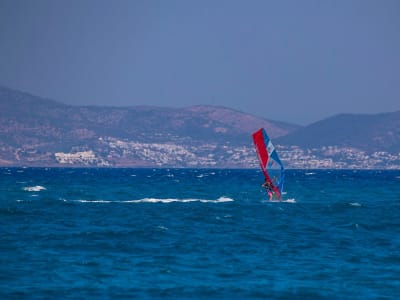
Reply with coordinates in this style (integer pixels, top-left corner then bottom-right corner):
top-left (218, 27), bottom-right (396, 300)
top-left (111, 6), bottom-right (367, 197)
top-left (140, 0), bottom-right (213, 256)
top-left (252, 128), bottom-right (285, 200)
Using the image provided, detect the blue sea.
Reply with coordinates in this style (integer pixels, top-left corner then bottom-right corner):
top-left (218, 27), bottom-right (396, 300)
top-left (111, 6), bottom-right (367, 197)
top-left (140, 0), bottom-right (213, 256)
top-left (1, 168), bottom-right (399, 299)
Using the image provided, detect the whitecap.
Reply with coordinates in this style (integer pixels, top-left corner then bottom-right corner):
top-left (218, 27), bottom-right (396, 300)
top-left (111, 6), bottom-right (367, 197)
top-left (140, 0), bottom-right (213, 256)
top-left (75, 199), bottom-right (111, 203)
top-left (125, 198), bottom-right (177, 203)
top-left (157, 225), bottom-right (168, 231)
top-left (350, 202), bottom-right (362, 207)
top-left (283, 198), bottom-right (296, 203)
top-left (23, 186), bottom-right (46, 192)
top-left (126, 196), bottom-right (234, 204)
top-left (206, 196), bottom-right (234, 203)
top-left (268, 198), bottom-right (296, 203)
top-left (65, 196), bottom-right (234, 204)
top-left (197, 172), bottom-right (215, 178)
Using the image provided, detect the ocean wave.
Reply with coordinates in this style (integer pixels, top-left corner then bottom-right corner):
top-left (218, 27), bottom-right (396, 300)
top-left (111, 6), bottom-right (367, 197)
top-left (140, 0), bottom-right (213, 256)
top-left (73, 196), bottom-right (234, 204)
top-left (128, 196), bottom-right (233, 203)
top-left (23, 186), bottom-right (46, 192)
top-left (264, 198), bottom-right (296, 203)
top-left (196, 172), bottom-right (216, 178)
top-left (75, 199), bottom-right (111, 203)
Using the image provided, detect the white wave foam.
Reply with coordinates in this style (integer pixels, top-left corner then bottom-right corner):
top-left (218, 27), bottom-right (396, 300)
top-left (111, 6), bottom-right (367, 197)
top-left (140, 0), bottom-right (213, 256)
top-left (196, 172), bottom-right (216, 178)
top-left (267, 198), bottom-right (296, 203)
top-left (72, 196), bottom-right (234, 204)
top-left (127, 196), bottom-right (234, 203)
top-left (213, 196), bottom-right (234, 203)
top-left (23, 186), bottom-right (46, 192)
top-left (157, 225), bottom-right (168, 231)
top-left (350, 202), bottom-right (362, 207)
top-left (75, 200), bottom-right (111, 203)
top-left (283, 198), bottom-right (296, 203)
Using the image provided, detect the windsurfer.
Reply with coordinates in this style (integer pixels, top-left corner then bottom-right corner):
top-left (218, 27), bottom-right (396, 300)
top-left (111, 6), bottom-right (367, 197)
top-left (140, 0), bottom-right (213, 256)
top-left (252, 128), bottom-right (285, 202)
top-left (262, 180), bottom-right (274, 201)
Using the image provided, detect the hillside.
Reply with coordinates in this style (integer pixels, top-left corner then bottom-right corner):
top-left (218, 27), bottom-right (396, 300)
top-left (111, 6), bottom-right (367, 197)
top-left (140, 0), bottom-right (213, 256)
top-left (276, 112), bottom-right (400, 153)
top-left (1, 85), bottom-right (399, 168)
top-left (0, 86), bottom-right (299, 167)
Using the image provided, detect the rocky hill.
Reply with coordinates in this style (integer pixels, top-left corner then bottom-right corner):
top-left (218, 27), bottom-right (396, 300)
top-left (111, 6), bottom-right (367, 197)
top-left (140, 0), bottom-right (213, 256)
top-left (1, 85), bottom-right (399, 168)
top-left (0, 86), bottom-right (299, 167)
top-left (276, 111), bottom-right (400, 153)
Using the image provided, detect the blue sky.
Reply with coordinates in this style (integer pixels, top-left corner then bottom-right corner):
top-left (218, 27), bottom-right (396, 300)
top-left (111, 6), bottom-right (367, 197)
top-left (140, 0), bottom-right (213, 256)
top-left (0, 0), bottom-right (399, 125)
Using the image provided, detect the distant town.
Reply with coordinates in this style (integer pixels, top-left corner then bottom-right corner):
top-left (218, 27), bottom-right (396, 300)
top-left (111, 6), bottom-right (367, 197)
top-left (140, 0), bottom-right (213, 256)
top-left (51, 137), bottom-right (400, 169)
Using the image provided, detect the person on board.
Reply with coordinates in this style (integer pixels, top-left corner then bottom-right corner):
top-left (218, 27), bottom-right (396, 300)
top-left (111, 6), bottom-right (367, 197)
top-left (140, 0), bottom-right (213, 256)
top-left (262, 179), bottom-right (274, 201)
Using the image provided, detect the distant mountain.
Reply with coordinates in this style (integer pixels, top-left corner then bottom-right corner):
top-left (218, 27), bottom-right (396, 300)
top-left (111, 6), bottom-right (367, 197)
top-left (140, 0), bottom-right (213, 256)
top-left (0, 86), bottom-right (300, 167)
top-left (276, 111), bottom-right (400, 153)
top-left (1, 85), bottom-right (399, 168)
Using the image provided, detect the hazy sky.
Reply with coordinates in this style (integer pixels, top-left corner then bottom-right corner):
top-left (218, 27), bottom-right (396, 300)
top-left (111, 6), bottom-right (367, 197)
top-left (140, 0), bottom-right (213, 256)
top-left (0, 0), bottom-right (399, 125)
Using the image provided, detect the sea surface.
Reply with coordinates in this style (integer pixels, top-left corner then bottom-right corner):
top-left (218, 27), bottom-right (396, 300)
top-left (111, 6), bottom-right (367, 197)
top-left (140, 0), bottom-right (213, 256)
top-left (1, 168), bottom-right (399, 299)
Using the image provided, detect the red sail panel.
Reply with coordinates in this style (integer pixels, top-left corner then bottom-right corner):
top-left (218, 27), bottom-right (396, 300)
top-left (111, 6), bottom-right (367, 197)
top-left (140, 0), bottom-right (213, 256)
top-left (252, 129), bottom-right (270, 180)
